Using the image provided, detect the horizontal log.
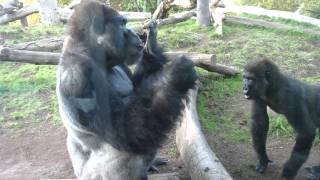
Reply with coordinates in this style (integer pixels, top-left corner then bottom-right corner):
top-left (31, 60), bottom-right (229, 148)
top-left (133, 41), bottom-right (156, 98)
top-left (217, 5), bottom-right (320, 27)
top-left (7, 37), bottom-right (64, 51)
top-left (58, 8), bottom-right (151, 23)
top-left (0, 47), bottom-right (239, 75)
top-left (0, 47), bottom-right (60, 65)
top-left (40, 172), bottom-right (180, 180)
top-left (0, 5), bottom-right (38, 24)
top-left (225, 16), bottom-right (320, 36)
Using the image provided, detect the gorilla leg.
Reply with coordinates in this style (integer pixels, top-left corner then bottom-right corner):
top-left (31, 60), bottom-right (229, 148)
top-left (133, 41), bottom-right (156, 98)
top-left (67, 135), bottom-right (91, 177)
top-left (282, 132), bottom-right (315, 178)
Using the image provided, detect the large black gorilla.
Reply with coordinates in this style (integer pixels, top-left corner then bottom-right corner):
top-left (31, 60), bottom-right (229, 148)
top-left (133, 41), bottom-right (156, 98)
top-left (243, 57), bottom-right (320, 180)
top-left (56, 0), bottom-right (197, 179)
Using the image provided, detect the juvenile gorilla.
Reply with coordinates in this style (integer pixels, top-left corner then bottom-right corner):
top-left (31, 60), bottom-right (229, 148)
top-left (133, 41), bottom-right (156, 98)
top-left (243, 57), bottom-right (320, 179)
top-left (56, 0), bottom-right (197, 179)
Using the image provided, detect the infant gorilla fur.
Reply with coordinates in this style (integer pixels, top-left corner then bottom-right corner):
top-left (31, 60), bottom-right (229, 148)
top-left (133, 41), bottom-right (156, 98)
top-left (56, 0), bottom-right (197, 179)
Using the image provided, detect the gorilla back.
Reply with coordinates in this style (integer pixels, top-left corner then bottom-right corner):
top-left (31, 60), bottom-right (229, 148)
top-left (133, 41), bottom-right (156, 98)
top-left (56, 0), bottom-right (197, 179)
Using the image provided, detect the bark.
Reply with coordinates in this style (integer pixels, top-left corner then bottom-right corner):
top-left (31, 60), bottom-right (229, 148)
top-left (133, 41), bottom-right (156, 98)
top-left (152, 0), bottom-right (174, 19)
top-left (0, 5), bottom-right (38, 25)
top-left (0, 48), bottom-right (60, 65)
top-left (156, 10), bottom-right (196, 26)
top-left (58, 9), bottom-right (151, 23)
top-left (7, 37), bottom-right (64, 51)
top-left (176, 86), bottom-right (233, 180)
top-left (0, 47), bottom-right (239, 76)
top-left (210, 0), bottom-right (224, 36)
top-left (217, 5), bottom-right (320, 28)
top-left (225, 16), bottom-right (320, 36)
top-left (197, 0), bottom-right (211, 26)
top-left (38, 0), bottom-right (59, 24)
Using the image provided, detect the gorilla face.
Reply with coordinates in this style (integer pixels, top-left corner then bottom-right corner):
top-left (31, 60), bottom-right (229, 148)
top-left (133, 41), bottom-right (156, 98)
top-left (243, 69), bottom-right (270, 100)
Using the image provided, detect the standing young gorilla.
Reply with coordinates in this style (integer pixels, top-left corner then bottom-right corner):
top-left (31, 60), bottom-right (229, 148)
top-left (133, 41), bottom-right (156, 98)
top-left (243, 57), bottom-right (320, 179)
top-left (56, 0), bottom-right (197, 179)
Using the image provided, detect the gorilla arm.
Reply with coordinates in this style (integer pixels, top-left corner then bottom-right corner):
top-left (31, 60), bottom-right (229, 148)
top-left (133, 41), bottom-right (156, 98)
top-left (250, 98), bottom-right (271, 173)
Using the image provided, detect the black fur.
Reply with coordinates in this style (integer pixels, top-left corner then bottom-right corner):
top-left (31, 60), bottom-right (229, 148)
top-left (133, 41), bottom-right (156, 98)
top-left (243, 57), bottom-right (320, 179)
top-left (57, 0), bottom-right (197, 179)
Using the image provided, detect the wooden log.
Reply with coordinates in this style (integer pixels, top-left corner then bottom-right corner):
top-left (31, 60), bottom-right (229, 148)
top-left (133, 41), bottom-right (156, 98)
top-left (152, 0), bottom-right (174, 19)
top-left (176, 86), bottom-right (233, 180)
top-left (7, 37), bottom-right (64, 51)
top-left (0, 47), bottom-right (238, 76)
top-left (58, 8), bottom-right (151, 23)
top-left (0, 47), bottom-right (60, 65)
top-left (217, 5), bottom-right (320, 28)
top-left (40, 172), bottom-right (180, 180)
top-left (156, 10), bottom-right (196, 26)
top-left (0, 5), bottom-right (38, 25)
top-left (225, 16), bottom-right (320, 36)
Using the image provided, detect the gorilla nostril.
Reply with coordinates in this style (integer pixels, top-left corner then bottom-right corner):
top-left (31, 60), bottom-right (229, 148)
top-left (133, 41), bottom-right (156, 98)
top-left (138, 43), bottom-right (144, 50)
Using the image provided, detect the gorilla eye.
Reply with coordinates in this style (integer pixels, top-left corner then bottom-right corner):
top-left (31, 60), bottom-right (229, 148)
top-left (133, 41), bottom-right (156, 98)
top-left (121, 18), bottom-right (127, 26)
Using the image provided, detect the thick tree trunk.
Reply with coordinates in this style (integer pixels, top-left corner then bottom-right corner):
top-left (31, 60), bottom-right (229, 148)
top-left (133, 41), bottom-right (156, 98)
top-left (7, 37), bottom-right (64, 51)
top-left (196, 0), bottom-right (211, 26)
top-left (38, 0), bottom-right (59, 24)
top-left (176, 86), bottom-right (233, 180)
top-left (0, 5), bottom-right (38, 25)
top-left (0, 47), bottom-right (239, 75)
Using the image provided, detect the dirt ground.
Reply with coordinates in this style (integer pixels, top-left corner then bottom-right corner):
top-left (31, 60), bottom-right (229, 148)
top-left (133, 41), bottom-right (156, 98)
top-left (0, 122), bottom-right (189, 180)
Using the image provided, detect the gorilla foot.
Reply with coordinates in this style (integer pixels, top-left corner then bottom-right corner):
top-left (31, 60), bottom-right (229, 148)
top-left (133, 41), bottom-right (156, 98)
top-left (256, 159), bottom-right (272, 173)
top-left (306, 166), bottom-right (320, 180)
top-left (148, 157), bottom-right (168, 173)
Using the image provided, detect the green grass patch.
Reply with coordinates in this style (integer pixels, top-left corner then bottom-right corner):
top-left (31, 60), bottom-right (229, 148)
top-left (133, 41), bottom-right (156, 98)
top-left (0, 62), bottom-right (60, 129)
top-left (1, 23), bottom-right (64, 45)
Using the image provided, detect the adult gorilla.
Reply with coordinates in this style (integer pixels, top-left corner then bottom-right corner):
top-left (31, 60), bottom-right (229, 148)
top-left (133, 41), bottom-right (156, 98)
top-left (56, 0), bottom-right (197, 179)
top-left (243, 57), bottom-right (320, 180)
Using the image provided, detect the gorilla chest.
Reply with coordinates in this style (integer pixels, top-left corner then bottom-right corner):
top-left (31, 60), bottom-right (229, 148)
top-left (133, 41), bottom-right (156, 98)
top-left (108, 66), bottom-right (133, 97)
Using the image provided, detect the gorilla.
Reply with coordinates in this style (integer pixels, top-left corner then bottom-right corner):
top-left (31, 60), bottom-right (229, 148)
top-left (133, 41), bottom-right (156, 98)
top-left (56, 0), bottom-right (197, 179)
top-left (243, 57), bottom-right (320, 179)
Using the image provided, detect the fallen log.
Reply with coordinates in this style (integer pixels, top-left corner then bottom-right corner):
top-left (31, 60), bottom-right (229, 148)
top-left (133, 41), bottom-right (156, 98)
top-left (0, 47), bottom-right (239, 76)
top-left (217, 5), bottom-right (320, 28)
top-left (156, 10), bottom-right (196, 26)
top-left (0, 5), bottom-right (38, 25)
top-left (58, 8), bottom-right (151, 23)
top-left (176, 86), bottom-right (233, 180)
top-left (41, 172), bottom-right (180, 180)
top-left (7, 37), bottom-right (64, 51)
top-left (225, 16), bottom-right (320, 36)
top-left (0, 48), bottom-right (60, 65)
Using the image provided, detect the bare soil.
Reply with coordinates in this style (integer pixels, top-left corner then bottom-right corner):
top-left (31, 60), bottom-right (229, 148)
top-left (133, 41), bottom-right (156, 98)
top-left (0, 122), bottom-right (189, 180)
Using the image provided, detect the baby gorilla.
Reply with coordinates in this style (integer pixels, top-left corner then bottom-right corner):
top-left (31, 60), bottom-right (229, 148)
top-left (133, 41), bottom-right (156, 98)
top-left (243, 57), bottom-right (320, 180)
top-left (56, 0), bottom-right (197, 179)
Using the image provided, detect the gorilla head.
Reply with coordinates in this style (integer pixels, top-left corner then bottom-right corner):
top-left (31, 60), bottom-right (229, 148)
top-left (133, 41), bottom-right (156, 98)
top-left (67, 0), bottom-right (143, 67)
top-left (243, 57), bottom-right (280, 99)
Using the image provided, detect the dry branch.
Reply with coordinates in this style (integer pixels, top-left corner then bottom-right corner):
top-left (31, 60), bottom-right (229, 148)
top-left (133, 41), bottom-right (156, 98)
top-left (0, 5), bottom-right (38, 25)
top-left (217, 5), bottom-right (320, 28)
top-left (176, 86), bottom-right (233, 180)
top-left (156, 10), bottom-right (196, 26)
top-left (0, 47), bottom-right (238, 75)
top-left (225, 16), bottom-right (320, 36)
